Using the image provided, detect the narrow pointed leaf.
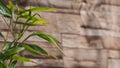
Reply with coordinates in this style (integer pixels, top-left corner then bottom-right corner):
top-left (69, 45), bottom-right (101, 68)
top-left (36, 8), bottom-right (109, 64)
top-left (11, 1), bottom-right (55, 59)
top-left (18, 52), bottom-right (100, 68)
top-left (12, 56), bottom-right (31, 62)
top-left (9, 1), bottom-right (14, 10)
top-left (23, 44), bottom-right (48, 56)
top-left (46, 35), bottom-right (64, 55)
top-left (0, 0), bottom-right (11, 18)
top-left (20, 7), bottom-right (56, 14)
top-left (14, 22), bottom-right (36, 26)
top-left (0, 61), bottom-right (8, 68)
top-left (4, 47), bottom-right (25, 55)
top-left (14, 19), bottom-right (47, 26)
top-left (29, 7), bottom-right (56, 12)
top-left (8, 1), bottom-right (15, 18)
top-left (24, 32), bottom-right (64, 55)
top-left (3, 40), bottom-right (17, 50)
top-left (33, 18), bottom-right (47, 25)
top-left (18, 15), bottom-right (47, 25)
top-left (3, 43), bottom-right (9, 50)
top-left (11, 60), bottom-right (17, 68)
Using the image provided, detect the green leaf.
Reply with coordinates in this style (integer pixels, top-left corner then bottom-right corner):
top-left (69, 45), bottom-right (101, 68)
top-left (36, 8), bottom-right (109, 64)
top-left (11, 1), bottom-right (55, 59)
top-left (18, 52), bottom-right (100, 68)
top-left (4, 47), bottom-right (25, 56)
top-left (29, 7), bottom-right (56, 12)
top-left (12, 56), bottom-right (31, 62)
top-left (46, 35), bottom-right (64, 55)
top-left (14, 18), bottom-right (47, 26)
top-left (9, 2), bottom-right (14, 9)
top-left (33, 18), bottom-right (47, 25)
top-left (11, 60), bottom-right (17, 68)
top-left (20, 7), bottom-right (56, 14)
top-left (24, 32), bottom-right (64, 55)
top-left (0, 0), bottom-right (11, 18)
top-left (47, 34), bottom-right (60, 44)
top-left (8, 1), bottom-right (15, 18)
top-left (23, 44), bottom-right (48, 56)
top-left (3, 40), bottom-right (17, 50)
top-left (30, 32), bottom-right (55, 42)
top-left (3, 43), bottom-right (9, 50)
top-left (0, 60), bottom-right (8, 68)
top-left (19, 14), bottom-right (47, 25)
top-left (29, 32), bottom-right (60, 46)
top-left (14, 22), bottom-right (36, 26)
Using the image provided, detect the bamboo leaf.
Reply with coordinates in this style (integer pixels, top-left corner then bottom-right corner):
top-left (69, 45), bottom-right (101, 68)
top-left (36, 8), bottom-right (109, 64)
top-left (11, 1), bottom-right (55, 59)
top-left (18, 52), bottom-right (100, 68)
top-left (29, 7), bottom-right (56, 12)
top-left (19, 7), bottom-right (56, 15)
top-left (14, 22), bottom-right (36, 26)
top-left (14, 16), bottom-right (47, 26)
top-left (0, 61), bottom-right (8, 68)
top-left (3, 43), bottom-right (9, 50)
top-left (8, 1), bottom-right (15, 18)
top-left (0, 0), bottom-right (11, 18)
top-left (3, 40), bottom-right (17, 50)
top-left (23, 44), bottom-right (48, 56)
top-left (33, 18), bottom-right (47, 25)
top-left (12, 56), bottom-right (31, 62)
top-left (30, 32), bottom-right (59, 45)
top-left (11, 60), bottom-right (17, 68)
top-left (46, 35), bottom-right (64, 55)
top-left (23, 32), bottom-right (64, 55)
top-left (4, 47), bottom-right (25, 56)
top-left (18, 15), bottom-right (47, 25)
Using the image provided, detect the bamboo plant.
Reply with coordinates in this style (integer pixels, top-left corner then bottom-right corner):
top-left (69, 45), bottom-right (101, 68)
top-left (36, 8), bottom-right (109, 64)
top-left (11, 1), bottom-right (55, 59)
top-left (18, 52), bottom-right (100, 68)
top-left (0, 0), bottom-right (63, 68)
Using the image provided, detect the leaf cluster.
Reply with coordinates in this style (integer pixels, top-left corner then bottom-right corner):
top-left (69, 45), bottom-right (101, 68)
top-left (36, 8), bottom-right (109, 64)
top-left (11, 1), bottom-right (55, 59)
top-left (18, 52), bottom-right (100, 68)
top-left (0, 0), bottom-right (63, 68)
